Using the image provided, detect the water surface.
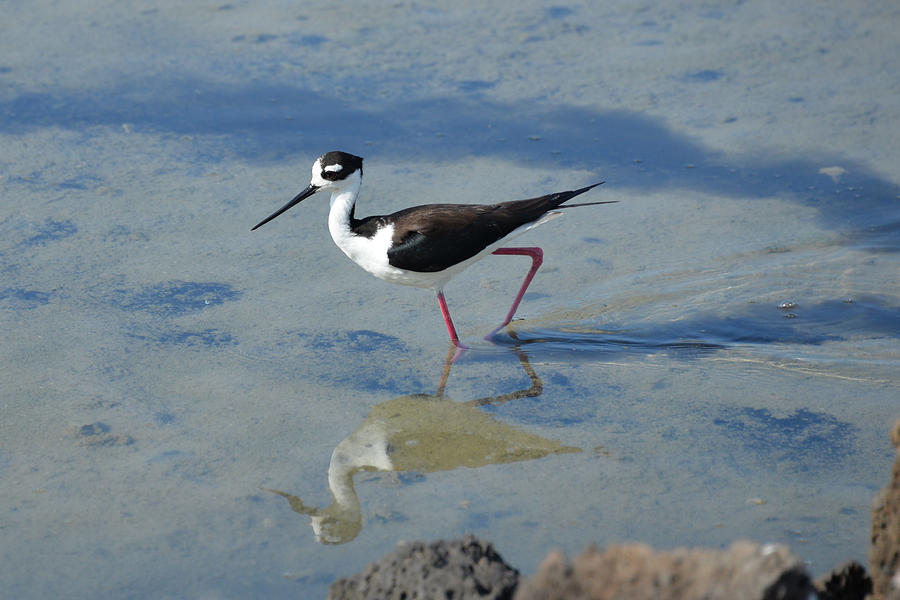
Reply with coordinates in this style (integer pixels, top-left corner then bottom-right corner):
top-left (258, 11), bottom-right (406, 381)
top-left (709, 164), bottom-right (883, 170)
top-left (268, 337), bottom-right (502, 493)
top-left (1, 1), bottom-right (898, 598)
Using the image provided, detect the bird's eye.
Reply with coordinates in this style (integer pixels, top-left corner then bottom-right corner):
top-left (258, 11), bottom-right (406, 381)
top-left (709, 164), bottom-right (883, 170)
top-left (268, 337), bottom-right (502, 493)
top-left (322, 163), bottom-right (344, 180)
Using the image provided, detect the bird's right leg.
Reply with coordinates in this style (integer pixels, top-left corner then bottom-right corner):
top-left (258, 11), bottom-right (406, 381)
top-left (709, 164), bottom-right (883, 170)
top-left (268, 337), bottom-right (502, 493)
top-left (487, 247), bottom-right (543, 338)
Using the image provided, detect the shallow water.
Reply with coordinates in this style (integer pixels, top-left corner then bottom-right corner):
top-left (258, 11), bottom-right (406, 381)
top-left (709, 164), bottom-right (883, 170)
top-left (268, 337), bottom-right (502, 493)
top-left (2, 1), bottom-right (899, 598)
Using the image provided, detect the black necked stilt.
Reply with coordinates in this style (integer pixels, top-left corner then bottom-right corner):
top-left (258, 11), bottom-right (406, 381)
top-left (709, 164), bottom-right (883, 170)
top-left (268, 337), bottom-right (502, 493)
top-left (252, 151), bottom-right (613, 346)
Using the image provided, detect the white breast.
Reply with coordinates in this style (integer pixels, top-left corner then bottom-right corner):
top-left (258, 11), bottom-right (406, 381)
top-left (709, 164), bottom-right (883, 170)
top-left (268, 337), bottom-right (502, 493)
top-left (330, 219), bottom-right (401, 280)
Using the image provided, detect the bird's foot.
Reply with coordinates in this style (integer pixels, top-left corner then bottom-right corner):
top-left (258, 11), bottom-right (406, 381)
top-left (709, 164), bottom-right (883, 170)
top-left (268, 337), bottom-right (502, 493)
top-left (484, 324), bottom-right (507, 342)
top-left (449, 342), bottom-right (468, 363)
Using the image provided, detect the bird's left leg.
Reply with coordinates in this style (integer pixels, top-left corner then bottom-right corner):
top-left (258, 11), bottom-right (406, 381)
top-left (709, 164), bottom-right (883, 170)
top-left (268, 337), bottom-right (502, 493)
top-left (437, 290), bottom-right (469, 361)
top-left (487, 247), bottom-right (543, 337)
top-left (437, 290), bottom-right (463, 346)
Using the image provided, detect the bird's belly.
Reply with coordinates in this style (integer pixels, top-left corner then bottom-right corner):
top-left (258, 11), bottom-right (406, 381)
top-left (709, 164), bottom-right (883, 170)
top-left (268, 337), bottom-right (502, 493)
top-left (347, 244), bottom-right (453, 289)
top-left (330, 225), bottom-right (442, 289)
top-left (331, 230), bottom-right (464, 291)
top-left (363, 245), bottom-right (493, 291)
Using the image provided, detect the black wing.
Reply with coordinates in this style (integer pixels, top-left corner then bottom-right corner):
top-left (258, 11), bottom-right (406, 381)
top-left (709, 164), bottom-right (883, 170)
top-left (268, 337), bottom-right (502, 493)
top-left (383, 183), bottom-right (605, 273)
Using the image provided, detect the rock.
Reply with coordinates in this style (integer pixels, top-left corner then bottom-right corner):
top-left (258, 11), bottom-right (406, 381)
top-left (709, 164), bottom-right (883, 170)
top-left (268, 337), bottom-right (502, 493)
top-left (815, 561), bottom-right (872, 600)
top-left (328, 535), bottom-right (519, 600)
top-left (869, 419), bottom-right (900, 600)
top-left (513, 540), bottom-right (814, 600)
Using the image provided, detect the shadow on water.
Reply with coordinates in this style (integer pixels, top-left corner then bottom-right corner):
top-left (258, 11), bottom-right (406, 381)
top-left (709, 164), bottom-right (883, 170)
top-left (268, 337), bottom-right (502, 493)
top-left (265, 347), bottom-right (577, 545)
top-left (2, 78), bottom-right (899, 250)
top-left (490, 295), bottom-right (900, 359)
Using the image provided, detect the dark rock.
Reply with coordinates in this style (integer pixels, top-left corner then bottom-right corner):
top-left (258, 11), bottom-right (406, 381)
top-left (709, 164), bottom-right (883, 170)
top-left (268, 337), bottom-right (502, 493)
top-left (513, 541), bottom-right (814, 600)
top-left (869, 419), bottom-right (900, 600)
top-left (762, 567), bottom-right (816, 600)
top-left (815, 561), bottom-right (872, 600)
top-left (328, 535), bottom-right (519, 600)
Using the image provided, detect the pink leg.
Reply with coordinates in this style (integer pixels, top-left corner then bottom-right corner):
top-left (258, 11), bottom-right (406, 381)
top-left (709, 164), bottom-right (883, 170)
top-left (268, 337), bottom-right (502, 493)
top-left (437, 290), bottom-right (462, 347)
top-left (488, 247), bottom-right (543, 337)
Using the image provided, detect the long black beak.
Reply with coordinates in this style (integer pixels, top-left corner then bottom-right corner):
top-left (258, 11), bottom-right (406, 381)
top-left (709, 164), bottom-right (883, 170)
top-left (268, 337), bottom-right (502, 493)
top-left (251, 183), bottom-right (320, 231)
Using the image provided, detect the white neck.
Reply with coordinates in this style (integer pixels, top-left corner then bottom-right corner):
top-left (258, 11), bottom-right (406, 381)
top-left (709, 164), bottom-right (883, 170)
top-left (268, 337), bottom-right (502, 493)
top-left (327, 179), bottom-right (361, 234)
top-left (322, 176), bottom-right (406, 285)
top-left (325, 178), bottom-right (393, 272)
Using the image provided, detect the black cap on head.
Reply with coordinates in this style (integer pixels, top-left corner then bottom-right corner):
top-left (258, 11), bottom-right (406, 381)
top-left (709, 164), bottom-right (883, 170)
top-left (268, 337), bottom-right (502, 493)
top-left (319, 151), bottom-right (363, 181)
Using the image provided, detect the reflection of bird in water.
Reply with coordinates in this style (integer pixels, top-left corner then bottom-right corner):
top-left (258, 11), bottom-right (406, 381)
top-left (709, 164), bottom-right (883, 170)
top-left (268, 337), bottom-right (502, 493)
top-left (266, 349), bottom-right (580, 545)
top-left (251, 151), bottom-right (612, 346)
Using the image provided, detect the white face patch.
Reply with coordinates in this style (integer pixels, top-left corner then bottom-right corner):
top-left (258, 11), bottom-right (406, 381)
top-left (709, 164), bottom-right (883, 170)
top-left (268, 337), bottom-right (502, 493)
top-left (310, 158), bottom-right (331, 187)
top-left (309, 151), bottom-right (363, 189)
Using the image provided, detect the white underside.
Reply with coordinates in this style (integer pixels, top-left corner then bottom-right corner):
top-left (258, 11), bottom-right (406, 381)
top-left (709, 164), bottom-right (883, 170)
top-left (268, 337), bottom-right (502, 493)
top-left (328, 186), bottom-right (561, 291)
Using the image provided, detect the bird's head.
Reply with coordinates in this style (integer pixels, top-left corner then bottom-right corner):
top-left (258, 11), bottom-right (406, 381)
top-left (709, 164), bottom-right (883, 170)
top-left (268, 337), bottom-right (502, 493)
top-left (251, 151), bottom-right (363, 231)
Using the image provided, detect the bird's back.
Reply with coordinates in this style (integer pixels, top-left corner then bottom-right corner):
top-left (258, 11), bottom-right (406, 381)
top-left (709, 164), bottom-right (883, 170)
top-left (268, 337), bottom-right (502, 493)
top-left (379, 184), bottom-right (605, 273)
